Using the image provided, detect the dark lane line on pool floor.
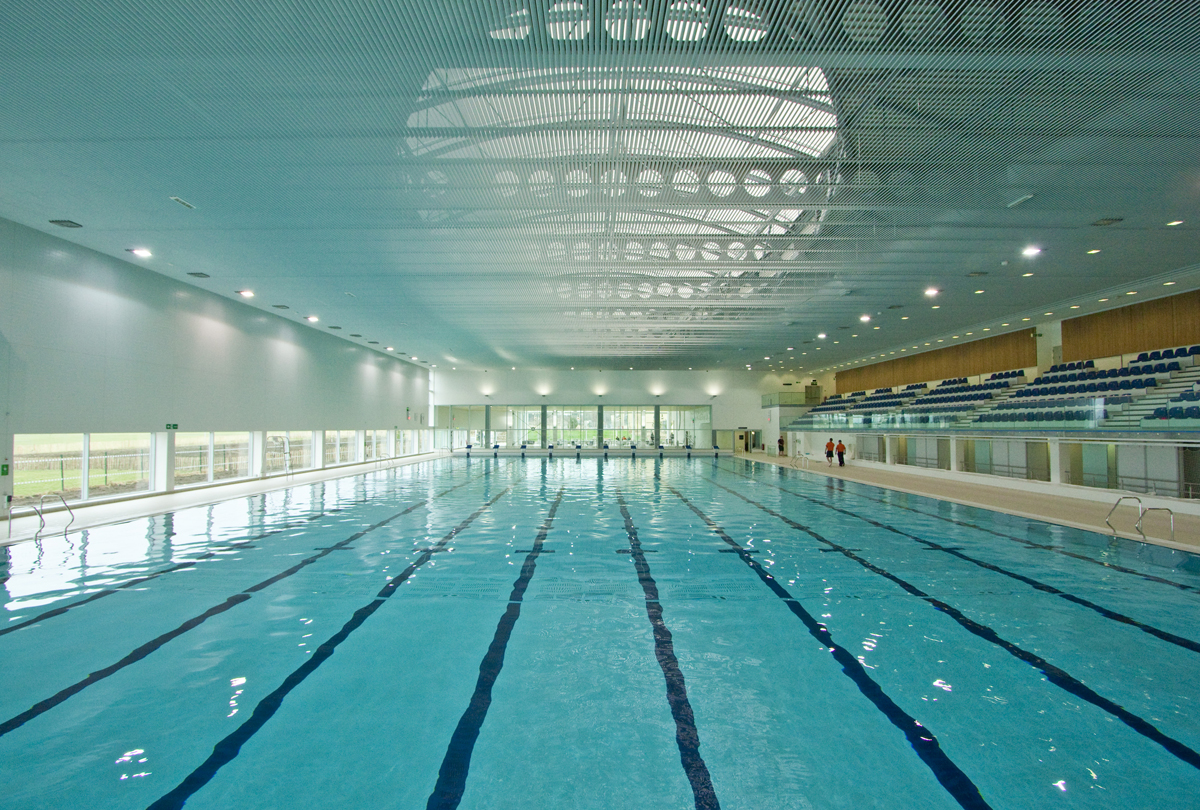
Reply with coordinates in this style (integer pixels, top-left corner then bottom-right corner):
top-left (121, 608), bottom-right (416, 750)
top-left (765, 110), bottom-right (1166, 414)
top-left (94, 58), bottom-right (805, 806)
top-left (714, 466), bottom-right (1200, 655)
top-left (666, 486), bottom-right (992, 810)
top-left (614, 488), bottom-right (721, 810)
top-left (697, 479), bottom-right (1200, 772)
top-left (0, 469), bottom-right (497, 740)
top-left (731, 461), bottom-right (1200, 595)
top-left (147, 486), bottom-right (514, 810)
top-left (425, 488), bottom-right (565, 810)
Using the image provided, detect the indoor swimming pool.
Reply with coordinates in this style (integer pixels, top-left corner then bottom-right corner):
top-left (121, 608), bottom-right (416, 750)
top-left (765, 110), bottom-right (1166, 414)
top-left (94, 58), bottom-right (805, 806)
top-left (2, 456), bottom-right (1199, 810)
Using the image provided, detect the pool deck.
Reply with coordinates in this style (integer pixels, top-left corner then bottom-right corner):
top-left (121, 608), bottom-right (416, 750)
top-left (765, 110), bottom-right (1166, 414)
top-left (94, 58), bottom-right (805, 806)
top-left (738, 450), bottom-right (1200, 554)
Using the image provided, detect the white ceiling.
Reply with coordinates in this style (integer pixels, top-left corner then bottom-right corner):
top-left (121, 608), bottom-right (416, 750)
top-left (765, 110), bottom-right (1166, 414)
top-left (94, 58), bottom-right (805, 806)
top-left (2, 0), bottom-right (1199, 377)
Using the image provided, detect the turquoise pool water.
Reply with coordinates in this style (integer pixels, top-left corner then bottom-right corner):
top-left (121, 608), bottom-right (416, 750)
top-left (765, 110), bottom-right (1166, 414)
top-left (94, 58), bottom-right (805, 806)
top-left (2, 456), bottom-right (1199, 809)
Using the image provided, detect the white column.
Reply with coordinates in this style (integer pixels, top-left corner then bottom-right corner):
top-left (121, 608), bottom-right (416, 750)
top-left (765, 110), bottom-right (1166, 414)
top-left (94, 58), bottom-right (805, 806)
top-left (153, 431), bottom-right (176, 493)
top-left (249, 431), bottom-right (267, 478)
top-left (80, 433), bottom-right (91, 500)
top-left (355, 430), bottom-right (366, 463)
top-left (207, 433), bottom-right (215, 482)
top-left (1048, 438), bottom-right (1063, 483)
top-left (949, 436), bottom-right (961, 472)
top-left (885, 434), bottom-right (895, 465)
top-left (0, 424), bottom-right (12, 507)
top-left (313, 431), bottom-right (326, 468)
top-left (387, 428), bottom-right (397, 459)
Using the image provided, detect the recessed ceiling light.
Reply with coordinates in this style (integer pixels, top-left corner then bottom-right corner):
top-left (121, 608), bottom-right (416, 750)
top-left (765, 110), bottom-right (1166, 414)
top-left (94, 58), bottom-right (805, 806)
top-left (953, 335), bottom-right (960, 339)
top-left (188, 272), bottom-right (210, 278)
top-left (873, 326), bottom-right (880, 330)
top-left (852, 334), bottom-right (858, 338)
top-left (974, 290), bottom-right (985, 294)
top-left (127, 248), bottom-right (153, 258)
top-left (1022, 273), bottom-right (1034, 277)
top-left (1070, 305), bottom-right (1080, 309)
top-left (305, 315), bottom-right (319, 322)
top-left (1022, 317), bottom-right (1031, 321)
top-left (413, 357), bottom-right (420, 360)
top-left (1164, 281), bottom-right (1177, 286)
top-left (1098, 298), bottom-right (1108, 302)
top-left (786, 347), bottom-right (794, 351)
top-left (1126, 291), bottom-right (1137, 295)
top-left (386, 347), bottom-right (394, 351)
top-left (924, 287), bottom-right (939, 297)
top-left (236, 290), bottom-right (254, 298)
top-left (764, 356), bottom-right (770, 360)
top-left (1002, 322), bottom-right (1010, 326)
top-left (931, 305), bottom-right (940, 309)
top-left (983, 328), bottom-right (991, 331)
top-left (1044, 312), bottom-right (1053, 316)
top-left (817, 333), bottom-right (826, 339)
top-left (1087, 249), bottom-right (1101, 254)
top-left (49, 219), bottom-right (82, 228)
top-left (1022, 246), bottom-right (1041, 257)
top-left (937, 339), bottom-right (944, 343)
top-left (859, 314), bottom-right (870, 322)
top-left (1167, 220), bottom-right (1183, 226)
top-left (901, 316), bottom-right (909, 320)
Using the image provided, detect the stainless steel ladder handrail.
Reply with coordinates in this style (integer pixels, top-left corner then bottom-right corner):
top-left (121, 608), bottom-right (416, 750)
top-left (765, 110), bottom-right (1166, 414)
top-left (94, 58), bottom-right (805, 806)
top-left (1104, 496), bottom-right (1143, 534)
top-left (34, 493), bottom-right (75, 540)
top-left (1136, 507), bottom-right (1176, 544)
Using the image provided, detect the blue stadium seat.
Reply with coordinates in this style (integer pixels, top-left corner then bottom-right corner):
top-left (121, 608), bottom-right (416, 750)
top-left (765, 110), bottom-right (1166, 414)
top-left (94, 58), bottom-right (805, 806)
top-left (1149, 351), bottom-right (1162, 361)
top-left (1191, 345), bottom-right (1200, 355)
top-left (1133, 379), bottom-right (1145, 388)
top-left (1168, 361), bottom-right (1181, 372)
top-left (1146, 378), bottom-right (1157, 387)
top-left (1169, 407), bottom-right (1186, 419)
top-left (1137, 352), bottom-right (1149, 362)
top-left (1188, 406), bottom-right (1200, 419)
top-left (1154, 363), bottom-right (1167, 374)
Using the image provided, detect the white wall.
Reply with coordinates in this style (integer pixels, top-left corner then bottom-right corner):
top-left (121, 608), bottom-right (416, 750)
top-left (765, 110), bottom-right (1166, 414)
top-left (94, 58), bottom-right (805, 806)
top-left (432, 368), bottom-right (790, 430)
top-left (0, 216), bottom-right (429, 493)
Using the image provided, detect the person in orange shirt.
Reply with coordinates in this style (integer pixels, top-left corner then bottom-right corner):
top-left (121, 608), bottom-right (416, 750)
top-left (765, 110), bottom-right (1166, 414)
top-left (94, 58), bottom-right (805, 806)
top-left (825, 438), bottom-right (835, 466)
top-left (836, 440), bottom-right (847, 467)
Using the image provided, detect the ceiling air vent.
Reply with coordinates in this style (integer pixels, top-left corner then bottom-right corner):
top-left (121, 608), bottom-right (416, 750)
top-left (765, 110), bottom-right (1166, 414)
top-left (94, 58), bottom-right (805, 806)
top-left (170, 196), bottom-right (195, 209)
top-left (1092, 217), bottom-right (1123, 226)
top-left (966, 271), bottom-right (988, 277)
top-left (187, 272), bottom-right (210, 278)
top-left (49, 219), bottom-right (82, 228)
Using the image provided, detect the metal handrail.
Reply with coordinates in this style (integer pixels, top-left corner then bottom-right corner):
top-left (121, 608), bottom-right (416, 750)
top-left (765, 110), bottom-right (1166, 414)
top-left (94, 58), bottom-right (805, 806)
top-left (1136, 507), bottom-right (1176, 544)
top-left (35, 493), bottom-right (75, 541)
top-left (6, 499), bottom-right (21, 540)
top-left (1104, 496), bottom-right (1143, 534)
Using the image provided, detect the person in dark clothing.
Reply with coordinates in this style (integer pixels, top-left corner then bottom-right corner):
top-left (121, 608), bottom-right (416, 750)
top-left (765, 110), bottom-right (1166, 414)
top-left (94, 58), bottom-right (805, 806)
top-left (836, 440), bottom-right (846, 467)
top-left (778, 435), bottom-right (785, 456)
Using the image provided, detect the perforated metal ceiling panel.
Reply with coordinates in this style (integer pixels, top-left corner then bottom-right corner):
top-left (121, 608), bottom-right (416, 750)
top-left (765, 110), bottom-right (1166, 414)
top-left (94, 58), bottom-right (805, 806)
top-left (1, 1), bottom-right (1198, 374)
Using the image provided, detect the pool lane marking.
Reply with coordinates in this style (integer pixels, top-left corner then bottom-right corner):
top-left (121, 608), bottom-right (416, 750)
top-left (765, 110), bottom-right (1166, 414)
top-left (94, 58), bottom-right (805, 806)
top-left (666, 486), bottom-right (991, 810)
top-left (713, 467), bottom-right (1200, 655)
top-left (0, 472), bottom-right (494, 740)
top-left (614, 489), bottom-right (721, 810)
top-left (147, 486), bottom-right (513, 810)
top-left (695, 480), bottom-right (1200, 772)
top-left (425, 488), bottom-right (565, 810)
top-left (730, 461), bottom-right (1200, 595)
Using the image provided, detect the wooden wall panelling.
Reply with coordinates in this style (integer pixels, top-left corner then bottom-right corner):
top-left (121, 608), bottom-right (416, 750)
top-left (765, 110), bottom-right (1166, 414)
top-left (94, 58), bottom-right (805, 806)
top-left (1062, 289), bottom-right (1200, 361)
top-left (835, 329), bottom-right (1035, 392)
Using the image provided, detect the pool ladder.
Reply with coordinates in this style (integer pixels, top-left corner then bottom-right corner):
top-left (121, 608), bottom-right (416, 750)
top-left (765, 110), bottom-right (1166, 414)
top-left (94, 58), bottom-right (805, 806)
top-left (6, 493), bottom-right (76, 541)
top-left (1104, 495), bottom-right (1175, 543)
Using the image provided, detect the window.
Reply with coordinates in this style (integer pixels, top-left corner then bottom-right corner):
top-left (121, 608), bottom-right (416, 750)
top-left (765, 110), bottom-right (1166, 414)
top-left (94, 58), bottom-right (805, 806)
top-left (12, 434), bottom-right (83, 507)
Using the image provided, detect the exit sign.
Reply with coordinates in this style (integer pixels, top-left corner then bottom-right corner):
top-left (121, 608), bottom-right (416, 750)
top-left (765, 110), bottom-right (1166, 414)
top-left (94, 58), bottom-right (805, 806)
top-left (165, 423), bottom-right (178, 430)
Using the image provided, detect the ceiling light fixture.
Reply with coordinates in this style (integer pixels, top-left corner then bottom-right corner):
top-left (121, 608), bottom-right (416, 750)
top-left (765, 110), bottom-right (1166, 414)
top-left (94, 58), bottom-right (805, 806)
top-left (859, 315), bottom-right (870, 322)
top-left (305, 315), bottom-right (319, 322)
top-left (386, 347), bottom-right (394, 351)
top-left (1087, 249), bottom-right (1101, 254)
top-left (1022, 246), bottom-right (1041, 257)
top-left (924, 287), bottom-right (939, 297)
top-left (1022, 273), bottom-right (1034, 277)
top-left (1167, 220), bottom-right (1183, 226)
top-left (127, 248), bottom-right (152, 258)
top-left (817, 333), bottom-right (826, 339)
top-left (236, 290), bottom-right (254, 298)
top-left (1163, 281), bottom-right (1177, 286)
top-left (1126, 291), bottom-right (1137, 295)
top-left (1070, 305), bottom-right (1080, 309)
top-left (901, 316), bottom-right (909, 320)
top-left (974, 290), bottom-right (984, 294)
